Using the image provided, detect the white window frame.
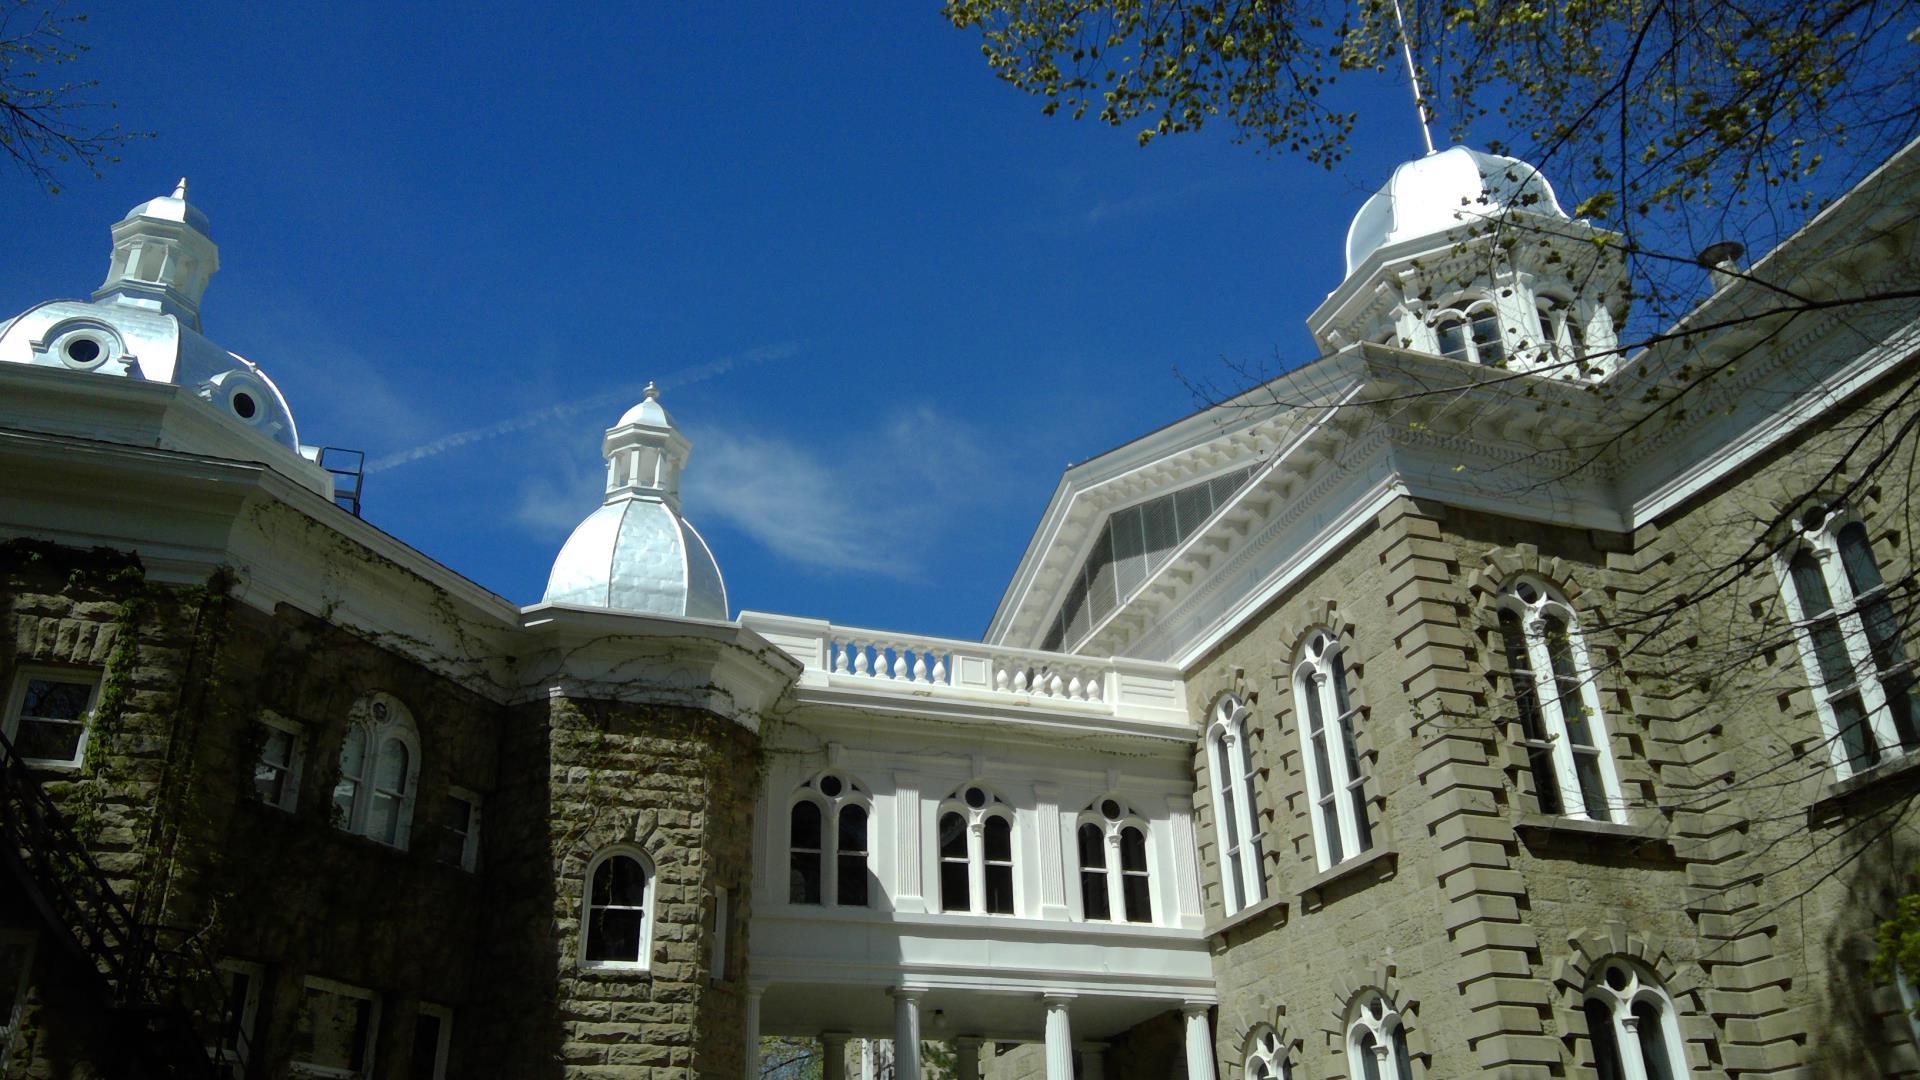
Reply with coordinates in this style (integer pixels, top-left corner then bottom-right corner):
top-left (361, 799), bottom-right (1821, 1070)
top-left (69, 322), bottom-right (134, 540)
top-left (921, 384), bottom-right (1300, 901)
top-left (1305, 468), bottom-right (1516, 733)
top-left (1346, 991), bottom-right (1414, 1080)
top-left (1432, 297), bottom-right (1505, 367)
top-left (935, 783), bottom-right (1018, 916)
top-left (579, 846), bottom-right (656, 971)
top-left (331, 694), bottom-right (421, 850)
top-left (1206, 694), bottom-right (1267, 914)
top-left (210, 959), bottom-right (263, 1078)
top-left (786, 770), bottom-right (872, 908)
top-left (1497, 577), bottom-right (1625, 822)
top-left (1775, 507), bottom-right (1918, 780)
top-left (441, 786), bottom-right (482, 872)
top-left (254, 713), bottom-right (305, 812)
top-left (1245, 1024), bottom-right (1291, 1079)
top-left (1294, 633), bottom-right (1372, 871)
top-left (3, 665), bottom-right (101, 770)
top-left (1532, 293), bottom-right (1588, 367)
top-left (413, 1002), bottom-right (453, 1080)
top-left (290, 976), bottom-right (381, 1079)
top-left (1074, 798), bottom-right (1156, 925)
top-left (0, 928), bottom-right (37, 1069)
top-left (1582, 959), bottom-right (1688, 1080)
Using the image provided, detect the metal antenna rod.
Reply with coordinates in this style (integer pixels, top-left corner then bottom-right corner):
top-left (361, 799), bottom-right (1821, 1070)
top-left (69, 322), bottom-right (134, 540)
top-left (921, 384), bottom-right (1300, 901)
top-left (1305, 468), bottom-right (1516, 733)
top-left (1388, 0), bottom-right (1437, 155)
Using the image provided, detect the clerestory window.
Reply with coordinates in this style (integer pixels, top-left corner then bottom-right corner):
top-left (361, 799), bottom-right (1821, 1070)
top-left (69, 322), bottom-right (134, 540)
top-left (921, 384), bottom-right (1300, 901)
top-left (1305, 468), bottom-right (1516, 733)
top-left (938, 784), bottom-right (1016, 915)
top-left (581, 848), bottom-right (654, 970)
top-left (1295, 632), bottom-right (1372, 870)
top-left (1496, 578), bottom-right (1624, 821)
top-left (788, 771), bottom-right (872, 907)
top-left (1582, 960), bottom-right (1685, 1080)
top-left (1206, 694), bottom-right (1268, 914)
top-left (1776, 508), bottom-right (1920, 779)
top-left (331, 694), bottom-right (420, 850)
top-left (1075, 797), bottom-right (1153, 924)
top-left (1346, 991), bottom-right (1414, 1080)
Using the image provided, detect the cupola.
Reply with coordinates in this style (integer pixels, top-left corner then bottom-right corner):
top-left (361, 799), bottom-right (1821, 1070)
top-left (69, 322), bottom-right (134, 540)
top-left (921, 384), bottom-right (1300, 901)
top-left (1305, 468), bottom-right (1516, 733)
top-left (542, 385), bottom-right (729, 620)
top-left (93, 178), bottom-right (220, 331)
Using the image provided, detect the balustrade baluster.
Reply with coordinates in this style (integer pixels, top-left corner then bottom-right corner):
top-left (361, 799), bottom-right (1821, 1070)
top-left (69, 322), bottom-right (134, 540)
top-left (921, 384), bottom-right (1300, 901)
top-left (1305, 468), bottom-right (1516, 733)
top-left (1013, 668), bottom-right (1029, 693)
top-left (912, 650), bottom-right (928, 683)
top-left (854, 644), bottom-right (872, 676)
top-left (834, 642), bottom-right (851, 674)
top-left (931, 653), bottom-right (948, 684)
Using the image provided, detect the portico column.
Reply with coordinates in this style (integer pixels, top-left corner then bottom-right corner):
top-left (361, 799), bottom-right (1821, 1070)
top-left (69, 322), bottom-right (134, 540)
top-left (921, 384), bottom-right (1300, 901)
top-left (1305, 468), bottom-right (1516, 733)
top-left (1043, 995), bottom-right (1076, 1080)
top-left (860, 1038), bottom-right (875, 1080)
top-left (892, 989), bottom-right (924, 1080)
top-left (821, 1031), bottom-right (850, 1080)
top-left (1182, 1003), bottom-right (1219, 1080)
top-left (953, 1036), bottom-right (983, 1080)
top-left (743, 985), bottom-right (764, 1079)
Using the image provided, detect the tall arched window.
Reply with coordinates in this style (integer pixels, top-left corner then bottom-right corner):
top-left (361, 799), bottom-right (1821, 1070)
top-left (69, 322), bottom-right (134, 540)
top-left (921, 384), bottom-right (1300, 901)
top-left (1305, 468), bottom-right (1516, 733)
top-left (1076, 797), bottom-right (1154, 924)
top-left (1294, 633), bottom-right (1371, 870)
top-left (1207, 694), bottom-right (1267, 914)
top-left (331, 694), bottom-right (419, 850)
top-left (1431, 299), bottom-right (1504, 366)
top-left (788, 771), bottom-right (872, 907)
top-left (1346, 991), bottom-right (1413, 1080)
top-left (938, 783), bottom-right (1016, 915)
top-left (581, 848), bottom-right (654, 970)
top-left (1496, 578), bottom-right (1623, 821)
top-left (1245, 1026), bottom-right (1291, 1079)
top-left (1776, 507), bottom-right (1920, 779)
top-left (1582, 960), bottom-right (1686, 1080)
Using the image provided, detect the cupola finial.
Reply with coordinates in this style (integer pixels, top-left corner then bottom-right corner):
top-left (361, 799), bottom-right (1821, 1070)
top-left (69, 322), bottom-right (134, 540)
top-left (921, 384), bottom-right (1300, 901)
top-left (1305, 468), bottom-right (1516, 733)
top-left (645, 380), bottom-right (660, 400)
top-left (172, 177), bottom-right (189, 200)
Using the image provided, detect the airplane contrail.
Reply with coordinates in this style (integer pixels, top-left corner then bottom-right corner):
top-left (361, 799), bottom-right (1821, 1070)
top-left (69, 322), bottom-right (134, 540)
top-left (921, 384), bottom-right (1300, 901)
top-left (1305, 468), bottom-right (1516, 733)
top-left (364, 343), bottom-right (800, 474)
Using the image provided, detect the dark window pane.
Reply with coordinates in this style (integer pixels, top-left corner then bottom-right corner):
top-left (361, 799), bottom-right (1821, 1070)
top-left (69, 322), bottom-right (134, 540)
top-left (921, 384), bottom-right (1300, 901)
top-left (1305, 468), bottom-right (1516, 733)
top-left (940, 860), bottom-right (970, 912)
top-left (1213, 738), bottom-right (1241, 849)
top-left (1122, 873), bottom-right (1151, 923)
top-left (1632, 1000), bottom-right (1675, 1080)
top-left (601, 856), bottom-right (647, 906)
top-left (1321, 803), bottom-right (1345, 865)
top-left (984, 816), bottom-right (1012, 862)
top-left (1501, 608), bottom-right (1563, 813)
top-left (1790, 551), bottom-right (1836, 619)
top-left (1077, 823), bottom-right (1105, 869)
top-left (1119, 827), bottom-right (1147, 873)
top-left (14, 721), bottom-right (83, 763)
top-left (1471, 310), bottom-right (1505, 365)
top-left (1837, 523), bottom-right (1885, 593)
top-left (790, 801), bottom-right (821, 850)
top-left (1358, 1031), bottom-right (1382, 1080)
top-left (1082, 870), bottom-right (1110, 921)
top-left (1573, 749), bottom-right (1612, 822)
top-left (21, 679), bottom-right (89, 720)
top-left (1834, 693), bottom-right (1879, 772)
top-left (1584, 998), bottom-right (1625, 1080)
top-left (587, 908), bottom-right (643, 962)
top-left (1390, 1027), bottom-right (1413, 1080)
top-left (939, 812), bottom-right (967, 858)
top-left (985, 864), bottom-right (1014, 914)
top-left (838, 804), bottom-right (867, 854)
top-left (409, 1013), bottom-right (443, 1079)
top-left (789, 851), bottom-right (822, 904)
top-left (837, 854), bottom-right (868, 907)
top-left (1140, 494), bottom-right (1178, 572)
top-left (1173, 482), bottom-right (1213, 538)
top-left (1111, 505), bottom-right (1148, 598)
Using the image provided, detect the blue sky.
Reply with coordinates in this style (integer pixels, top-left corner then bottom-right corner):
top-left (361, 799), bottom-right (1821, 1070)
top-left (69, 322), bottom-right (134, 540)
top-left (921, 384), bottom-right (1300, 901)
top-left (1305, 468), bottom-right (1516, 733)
top-left (1, 3), bottom-right (1448, 641)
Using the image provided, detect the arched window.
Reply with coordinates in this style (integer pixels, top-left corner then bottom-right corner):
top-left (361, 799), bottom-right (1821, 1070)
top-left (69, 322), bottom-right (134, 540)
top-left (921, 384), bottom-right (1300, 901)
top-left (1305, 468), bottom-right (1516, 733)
top-left (788, 771), bottom-right (871, 907)
top-left (581, 848), bottom-right (654, 970)
top-left (937, 783), bottom-right (1016, 915)
top-left (1534, 294), bottom-right (1587, 366)
top-left (1434, 314), bottom-right (1471, 362)
top-left (1496, 578), bottom-right (1623, 821)
top-left (1346, 991), bottom-right (1414, 1080)
top-left (1245, 1026), bottom-right (1291, 1079)
top-left (1076, 797), bottom-right (1154, 924)
top-left (1776, 508), bottom-right (1920, 779)
top-left (1432, 300), bottom-right (1504, 366)
top-left (1206, 695), bottom-right (1267, 914)
top-left (331, 694), bottom-right (419, 849)
top-left (1294, 633), bottom-right (1371, 870)
top-left (1582, 960), bottom-right (1686, 1080)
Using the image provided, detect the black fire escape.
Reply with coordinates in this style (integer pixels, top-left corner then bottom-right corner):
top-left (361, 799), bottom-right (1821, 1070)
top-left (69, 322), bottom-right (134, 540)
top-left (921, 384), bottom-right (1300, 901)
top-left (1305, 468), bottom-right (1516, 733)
top-left (0, 733), bottom-right (245, 1078)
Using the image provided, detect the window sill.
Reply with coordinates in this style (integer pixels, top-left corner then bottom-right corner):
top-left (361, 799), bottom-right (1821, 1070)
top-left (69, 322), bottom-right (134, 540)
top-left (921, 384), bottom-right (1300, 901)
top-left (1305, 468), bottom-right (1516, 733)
top-left (1512, 811), bottom-right (1665, 844)
top-left (1204, 888), bottom-right (1288, 940)
top-left (1298, 846), bottom-right (1397, 906)
top-left (1810, 749), bottom-right (1920, 820)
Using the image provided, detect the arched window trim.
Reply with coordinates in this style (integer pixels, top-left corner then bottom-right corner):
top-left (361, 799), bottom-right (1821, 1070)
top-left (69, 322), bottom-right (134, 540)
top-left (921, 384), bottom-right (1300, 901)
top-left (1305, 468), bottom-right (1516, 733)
top-left (1345, 990), bottom-right (1414, 1080)
top-left (1773, 506), bottom-right (1920, 779)
top-left (579, 846), bottom-right (656, 971)
top-left (1582, 958), bottom-right (1688, 1080)
top-left (1244, 1024), bottom-right (1291, 1079)
top-left (333, 693), bottom-right (420, 850)
top-left (1496, 576), bottom-right (1625, 822)
top-left (936, 782), bottom-right (1018, 916)
top-left (1293, 633), bottom-right (1372, 872)
top-left (1430, 295), bottom-right (1505, 367)
top-left (1206, 694), bottom-right (1267, 914)
top-left (1073, 797), bottom-right (1155, 924)
top-left (787, 769), bottom-right (873, 908)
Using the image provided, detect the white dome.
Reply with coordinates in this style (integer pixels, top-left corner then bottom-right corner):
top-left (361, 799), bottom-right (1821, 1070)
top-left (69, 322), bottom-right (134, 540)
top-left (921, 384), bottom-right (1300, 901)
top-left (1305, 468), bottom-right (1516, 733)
top-left (1344, 146), bottom-right (1567, 276)
top-left (543, 498), bottom-right (729, 620)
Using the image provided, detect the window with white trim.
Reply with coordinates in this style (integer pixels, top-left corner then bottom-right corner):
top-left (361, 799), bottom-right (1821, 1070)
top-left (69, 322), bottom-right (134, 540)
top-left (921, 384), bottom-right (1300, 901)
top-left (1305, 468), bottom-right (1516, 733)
top-left (1776, 508), bottom-right (1920, 779)
top-left (291, 977), bottom-right (380, 1079)
top-left (1534, 294), bottom-right (1587, 365)
top-left (435, 787), bottom-right (481, 872)
top-left (331, 694), bottom-right (420, 849)
top-left (1075, 797), bottom-right (1153, 924)
top-left (937, 784), bottom-right (1016, 915)
top-left (1294, 633), bottom-right (1372, 870)
top-left (0, 929), bottom-right (35, 1069)
top-left (1206, 694), bottom-right (1268, 914)
top-left (1433, 301), bottom-right (1504, 366)
top-left (581, 848), bottom-right (655, 970)
top-left (408, 1003), bottom-right (452, 1080)
top-left (1581, 959), bottom-right (1686, 1080)
top-left (254, 714), bottom-right (305, 811)
top-left (3, 667), bottom-right (100, 769)
top-left (1346, 991), bottom-right (1414, 1080)
top-left (788, 770), bottom-right (871, 907)
top-left (210, 960), bottom-right (262, 1078)
top-left (1245, 1025), bottom-right (1292, 1079)
top-left (1496, 578), bottom-right (1624, 821)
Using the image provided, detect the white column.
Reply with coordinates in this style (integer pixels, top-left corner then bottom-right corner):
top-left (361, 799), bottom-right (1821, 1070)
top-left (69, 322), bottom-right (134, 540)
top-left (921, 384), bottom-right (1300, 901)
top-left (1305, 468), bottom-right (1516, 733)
top-left (860, 1038), bottom-right (875, 1080)
top-left (744, 985), bottom-right (764, 1079)
top-left (822, 1032), bottom-right (849, 1080)
top-left (1043, 995), bottom-right (1075, 1080)
top-left (1080, 1043), bottom-right (1106, 1080)
top-left (1033, 783), bottom-right (1069, 919)
top-left (892, 990), bottom-right (924, 1080)
top-left (1182, 1003), bottom-right (1218, 1080)
top-left (953, 1037), bottom-right (983, 1080)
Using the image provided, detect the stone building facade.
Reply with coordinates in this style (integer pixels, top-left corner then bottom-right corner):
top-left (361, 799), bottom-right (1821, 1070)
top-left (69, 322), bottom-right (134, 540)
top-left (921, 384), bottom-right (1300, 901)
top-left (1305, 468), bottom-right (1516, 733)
top-left (0, 142), bottom-right (1915, 1080)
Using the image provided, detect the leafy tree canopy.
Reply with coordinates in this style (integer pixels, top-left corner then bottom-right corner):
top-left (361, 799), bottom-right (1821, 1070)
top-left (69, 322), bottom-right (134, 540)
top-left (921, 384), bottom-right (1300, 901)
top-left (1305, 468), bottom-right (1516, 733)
top-left (0, 1), bottom-right (143, 192)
